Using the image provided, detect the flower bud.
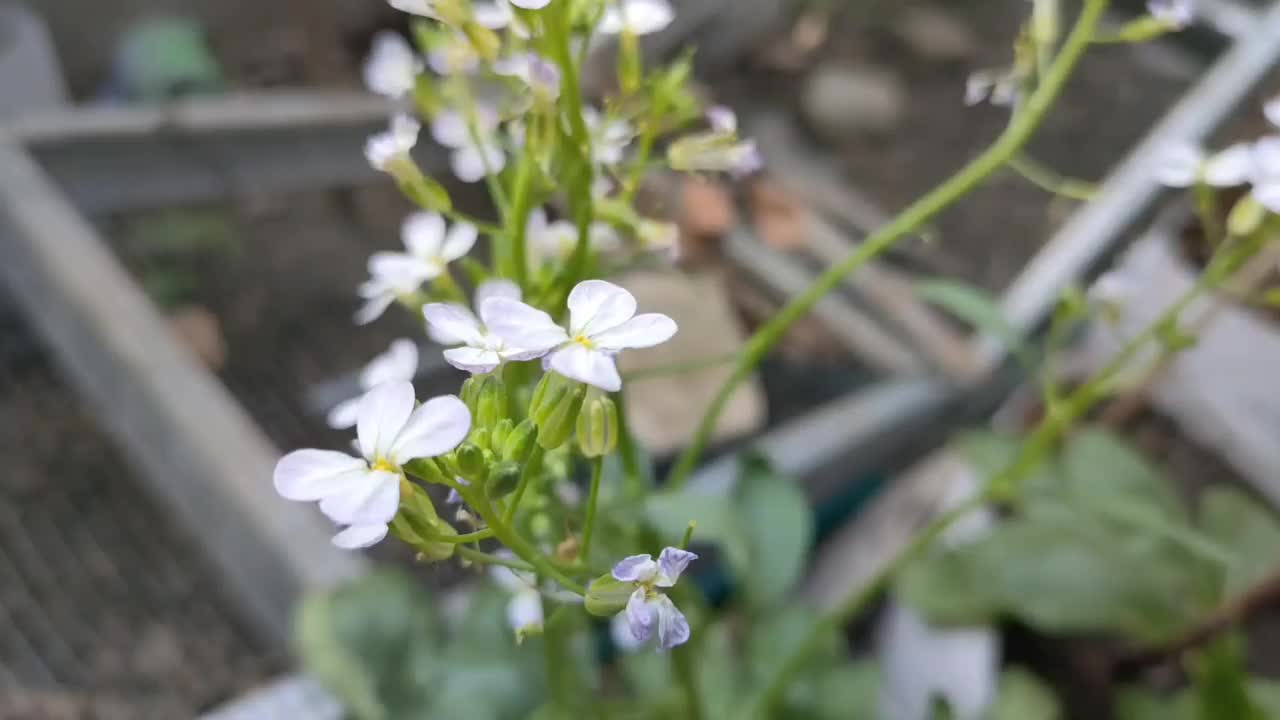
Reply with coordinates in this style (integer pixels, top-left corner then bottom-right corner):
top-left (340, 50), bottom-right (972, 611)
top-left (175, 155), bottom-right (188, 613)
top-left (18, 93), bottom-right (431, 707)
top-left (403, 457), bottom-right (449, 485)
top-left (490, 418), bottom-right (515, 452)
top-left (454, 443), bottom-right (488, 484)
top-left (584, 574), bottom-right (634, 617)
top-left (395, 165), bottom-right (453, 213)
top-left (391, 492), bottom-right (456, 562)
top-left (462, 373), bottom-right (507, 429)
top-left (1229, 195), bottom-right (1267, 238)
top-left (485, 460), bottom-right (522, 497)
top-left (501, 419), bottom-right (539, 464)
top-left (469, 427), bottom-right (491, 452)
top-left (576, 394), bottom-right (619, 458)
top-left (529, 374), bottom-right (586, 450)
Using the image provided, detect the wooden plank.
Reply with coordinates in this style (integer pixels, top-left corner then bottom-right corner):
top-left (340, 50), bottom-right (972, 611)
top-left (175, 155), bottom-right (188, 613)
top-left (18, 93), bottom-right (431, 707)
top-left (8, 92), bottom-right (444, 214)
top-left (0, 132), bottom-right (368, 646)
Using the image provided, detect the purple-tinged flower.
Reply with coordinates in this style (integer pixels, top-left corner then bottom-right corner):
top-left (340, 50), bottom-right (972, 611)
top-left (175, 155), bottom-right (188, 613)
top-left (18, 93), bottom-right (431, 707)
top-left (525, 207), bottom-right (620, 264)
top-left (327, 339), bottom-right (420, 429)
top-left (494, 53), bottom-right (562, 102)
top-left (431, 108), bottom-right (508, 183)
top-left (445, 476), bottom-right (471, 505)
top-left (484, 279), bottom-right (678, 392)
top-left (584, 108), bottom-right (634, 166)
top-left (609, 547), bottom-right (697, 650)
top-left (424, 280), bottom-right (541, 374)
top-left (706, 105), bottom-right (738, 134)
top-left (427, 33), bottom-right (481, 75)
top-left (1148, 0), bottom-right (1194, 29)
top-left (273, 382), bottom-right (470, 549)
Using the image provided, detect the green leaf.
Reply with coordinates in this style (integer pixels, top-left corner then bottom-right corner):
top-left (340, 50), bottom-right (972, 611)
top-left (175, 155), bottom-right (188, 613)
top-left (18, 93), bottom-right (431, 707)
top-left (697, 620), bottom-right (742, 719)
top-left (734, 454), bottom-right (814, 609)
top-left (1199, 487), bottom-right (1280, 596)
top-left (985, 668), bottom-right (1061, 720)
top-left (1113, 687), bottom-right (1192, 720)
top-left (295, 571), bottom-right (443, 720)
top-left (917, 280), bottom-right (1029, 364)
top-left (1058, 428), bottom-right (1183, 518)
top-left (801, 661), bottom-right (881, 720)
top-left (1191, 635), bottom-right (1267, 720)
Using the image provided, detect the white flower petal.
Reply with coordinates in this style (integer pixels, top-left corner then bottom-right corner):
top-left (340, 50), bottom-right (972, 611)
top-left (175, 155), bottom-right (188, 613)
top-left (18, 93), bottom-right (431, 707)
top-left (655, 547), bottom-right (698, 587)
top-left (403, 212), bottom-right (447, 257)
top-left (654, 595), bottom-right (691, 649)
top-left (355, 293), bottom-right (396, 326)
top-left (567, 280), bottom-right (636, 336)
top-left (362, 339), bottom-right (420, 388)
top-left (1254, 136), bottom-right (1280, 179)
top-left (319, 469), bottom-right (401, 525)
top-left (431, 111), bottom-right (471, 149)
top-left (424, 303), bottom-right (486, 346)
top-left (475, 279), bottom-right (522, 306)
top-left (388, 394), bottom-right (471, 464)
top-left (510, 0), bottom-right (551, 8)
top-left (482, 298), bottom-right (570, 353)
top-left (507, 590), bottom-right (545, 632)
top-left (326, 397), bottom-right (364, 430)
top-left (611, 612), bottom-right (648, 652)
top-left (369, 252), bottom-right (436, 286)
top-left (1253, 182), bottom-right (1280, 214)
top-left (472, 1), bottom-right (512, 28)
top-left (1203, 143), bottom-right (1255, 187)
top-left (706, 105), bottom-right (738, 133)
top-left (357, 381), bottom-right (417, 460)
top-left (1153, 143), bottom-right (1205, 188)
top-left (599, 0), bottom-right (675, 35)
top-left (624, 588), bottom-right (656, 642)
top-left (443, 346), bottom-right (504, 374)
top-left (548, 344), bottom-right (622, 391)
top-left (441, 222), bottom-right (478, 261)
top-left (363, 32), bottom-right (420, 99)
top-left (490, 556), bottom-right (536, 591)
top-left (452, 148), bottom-right (489, 183)
top-left (612, 554), bottom-right (658, 582)
top-left (388, 0), bottom-right (440, 17)
top-left (333, 523), bottom-right (389, 549)
top-left (274, 449), bottom-right (367, 501)
top-left (591, 313), bottom-right (677, 352)
top-left (1266, 97), bottom-right (1280, 129)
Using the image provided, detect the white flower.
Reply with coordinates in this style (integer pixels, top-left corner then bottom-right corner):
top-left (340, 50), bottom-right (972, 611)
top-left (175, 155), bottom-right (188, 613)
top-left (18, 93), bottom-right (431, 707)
top-left (491, 561), bottom-right (545, 638)
top-left (485, 279), bottom-right (678, 391)
top-left (964, 69), bottom-right (1018, 108)
top-left (428, 33), bottom-right (481, 76)
top-left (424, 279), bottom-right (538, 374)
top-left (1252, 136), bottom-right (1280, 213)
top-left (388, 0), bottom-right (442, 18)
top-left (274, 382), bottom-right (470, 549)
top-left (706, 105), bottom-right (738, 134)
top-left (584, 107), bottom-right (634, 166)
top-left (356, 212), bottom-right (478, 325)
top-left (365, 114), bottom-right (421, 172)
top-left (363, 32), bottom-right (422, 100)
top-left (526, 207), bottom-right (620, 264)
top-left (1148, 0), bottom-right (1194, 29)
top-left (327, 339), bottom-right (420, 429)
top-left (610, 547), bottom-right (697, 650)
top-left (432, 108), bottom-right (508, 183)
top-left (1153, 142), bottom-right (1253, 189)
top-left (493, 53), bottom-right (562, 101)
top-left (597, 0), bottom-right (675, 35)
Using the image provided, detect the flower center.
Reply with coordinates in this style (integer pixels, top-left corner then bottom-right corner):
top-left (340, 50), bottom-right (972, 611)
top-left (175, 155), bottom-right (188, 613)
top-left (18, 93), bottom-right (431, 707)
top-left (371, 457), bottom-right (398, 474)
top-left (573, 334), bottom-right (596, 350)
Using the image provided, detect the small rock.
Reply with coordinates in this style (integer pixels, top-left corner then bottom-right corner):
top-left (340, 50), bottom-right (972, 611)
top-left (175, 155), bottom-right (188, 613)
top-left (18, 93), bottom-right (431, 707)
top-left (168, 305), bottom-right (227, 370)
top-left (896, 5), bottom-right (978, 62)
top-left (749, 180), bottom-right (809, 250)
top-left (801, 63), bottom-right (906, 140)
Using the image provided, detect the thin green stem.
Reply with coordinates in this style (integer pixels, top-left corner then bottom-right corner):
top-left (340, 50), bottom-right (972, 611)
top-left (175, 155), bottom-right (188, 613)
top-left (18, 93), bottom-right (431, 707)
top-left (456, 545), bottom-right (535, 572)
top-left (432, 527), bottom-right (496, 544)
top-left (507, 144), bottom-right (536, 285)
top-left (1008, 153), bottom-right (1097, 201)
top-left (505, 445), bottom-right (545, 524)
top-left (621, 352), bottom-right (738, 383)
top-left (579, 456), bottom-right (604, 564)
top-left (469, 485), bottom-right (586, 595)
top-left (444, 207), bottom-right (504, 238)
top-left (666, 0), bottom-right (1112, 490)
top-left (672, 642), bottom-right (703, 720)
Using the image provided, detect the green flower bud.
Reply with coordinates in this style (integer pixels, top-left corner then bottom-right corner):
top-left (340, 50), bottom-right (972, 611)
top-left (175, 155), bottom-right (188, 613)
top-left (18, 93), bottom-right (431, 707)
top-left (501, 419), bottom-right (539, 464)
top-left (490, 418), bottom-right (514, 452)
top-left (390, 492), bottom-right (456, 562)
top-left (584, 574), bottom-right (634, 617)
top-left (576, 394), bottom-right (619, 458)
top-left (403, 457), bottom-right (448, 485)
top-left (529, 374), bottom-right (586, 450)
top-left (394, 165), bottom-right (452, 213)
top-left (476, 375), bottom-right (508, 428)
top-left (486, 460), bottom-right (522, 497)
top-left (1229, 194), bottom-right (1267, 238)
top-left (454, 443), bottom-right (488, 484)
top-left (470, 427), bottom-right (491, 452)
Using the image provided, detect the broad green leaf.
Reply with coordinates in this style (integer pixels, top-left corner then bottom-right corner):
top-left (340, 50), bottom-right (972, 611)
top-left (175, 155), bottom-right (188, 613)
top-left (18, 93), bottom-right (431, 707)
top-left (896, 542), bottom-right (1003, 626)
top-left (735, 454), bottom-right (814, 609)
top-left (985, 668), bottom-right (1061, 720)
top-left (1191, 635), bottom-right (1267, 720)
top-left (917, 280), bottom-right (1030, 364)
top-left (295, 571), bottom-right (443, 720)
top-left (697, 620), bottom-right (742, 719)
top-left (1199, 487), bottom-right (1280, 596)
top-left (803, 661), bottom-right (881, 720)
top-left (1058, 428), bottom-right (1183, 519)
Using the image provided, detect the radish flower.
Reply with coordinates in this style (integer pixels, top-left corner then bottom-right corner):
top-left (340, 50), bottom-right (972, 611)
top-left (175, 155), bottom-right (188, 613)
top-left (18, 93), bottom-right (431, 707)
top-left (598, 0), bottom-right (675, 36)
top-left (610, 547), bottom-right (697, 649)
top-left (365, 114), bottom-right (421, 172)
top-left (432, 108), bottom-right (507, 183)
top-left (1148, 0), bottom-right (1194, 28)
top-left (327, 339), bottom-right (420, 429)
top-left (485, 279), bottom-right (678, 391)
top-left (356, 212), bottom-right (477, 325)
top-left (274, 382), bottom-right (470, 549)
top-left (424, 279), bottom-right (539, 374)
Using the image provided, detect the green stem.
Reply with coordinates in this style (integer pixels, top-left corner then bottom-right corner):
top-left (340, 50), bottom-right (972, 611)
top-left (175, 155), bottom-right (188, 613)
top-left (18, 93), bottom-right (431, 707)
top-left (444, 207), bottom-right (504, 238)
top-left (665, 0), bottom-right (1112, 490)
top-left (505, 445), bottom-right (545, 524)
top-left (546, 0), bottom-right (596, 295)
top-left (432, 527), bottom-right (496, 544)
top-left (1008, 153), bottom-right (1097, 201)
top-left (469, 485), bottom-right (586, 595)
top-left (579, 456), bottom-right (604, 564)
top-left (456, 545), bottom-right (534, 572)
top-left (507, 143), bottom-right (536, 285)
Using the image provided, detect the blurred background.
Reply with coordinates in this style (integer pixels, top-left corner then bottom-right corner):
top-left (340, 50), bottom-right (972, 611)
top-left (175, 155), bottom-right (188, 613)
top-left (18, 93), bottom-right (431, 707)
top-left (2, 0), bottom-right (1279, 718)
